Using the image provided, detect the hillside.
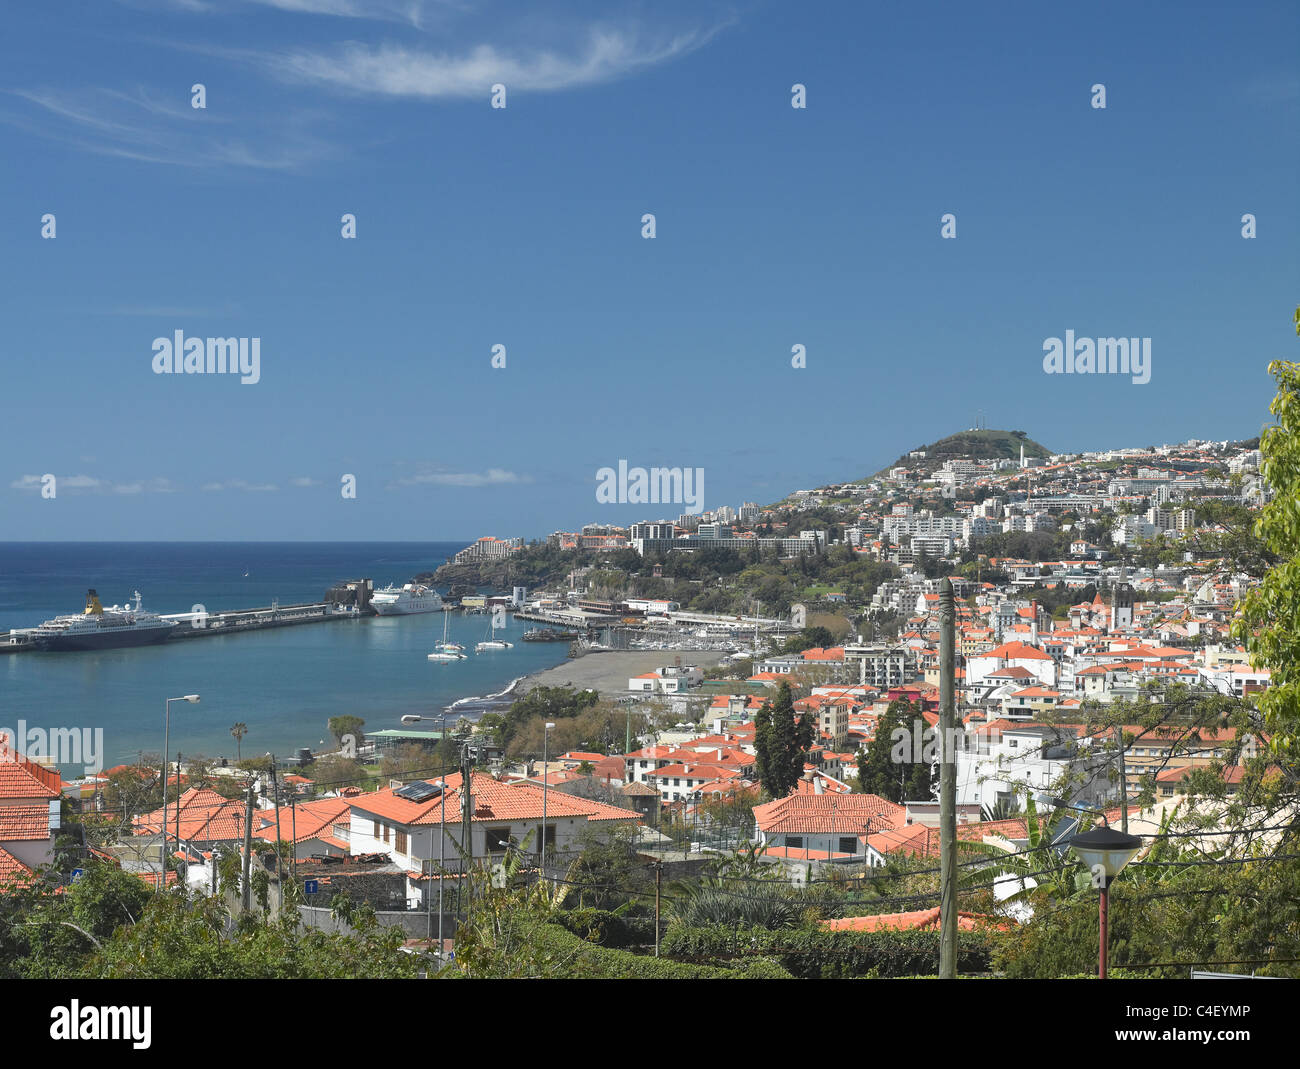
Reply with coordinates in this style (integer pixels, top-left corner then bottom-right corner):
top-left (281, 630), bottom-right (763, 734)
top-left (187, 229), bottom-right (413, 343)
top-left (873, 429), bottom-right (1052, 477)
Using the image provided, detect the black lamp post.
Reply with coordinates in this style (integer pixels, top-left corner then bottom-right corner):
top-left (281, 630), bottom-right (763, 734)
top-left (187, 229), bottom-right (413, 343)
top-left (1067, 824), bottom-right (1143, 979)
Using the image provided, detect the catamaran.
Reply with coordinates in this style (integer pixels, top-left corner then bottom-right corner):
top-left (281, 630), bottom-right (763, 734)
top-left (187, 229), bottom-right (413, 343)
top-left (475, 613), bottom-right (513, 652)
top-left (428, 612), bottom-right (466, 661)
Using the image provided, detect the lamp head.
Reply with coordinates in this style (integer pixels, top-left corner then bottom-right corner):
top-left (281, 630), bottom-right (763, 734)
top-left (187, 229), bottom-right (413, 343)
top-left (1069, 825), bottom-right (1143, 887)
top-left (184, 694), bottom-right (200, 703)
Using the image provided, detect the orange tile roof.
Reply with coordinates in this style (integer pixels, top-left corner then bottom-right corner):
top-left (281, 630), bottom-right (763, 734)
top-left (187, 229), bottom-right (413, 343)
top-left (253, 797), bottom-right (352, 844)
top-left (754, 793), bottom-right (904, 835)
top-left (0, 742), bottom-right (64, 799)
top-left (0, 805), bottom-right (51, 841)
top-left (348, 772), bottom-right (641, 827)
top-left (823, 909), bottom-right (1012, 932)
top-left (0, 844), bottom-right (36, 887)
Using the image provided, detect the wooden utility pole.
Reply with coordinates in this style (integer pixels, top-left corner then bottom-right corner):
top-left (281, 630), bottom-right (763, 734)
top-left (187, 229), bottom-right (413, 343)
top-left (1114, 725), bottom-right (1129, 833)
top-left (938, 578), bottom-right (958, 979)
top-left (270, 755), bottom-right (284, 885)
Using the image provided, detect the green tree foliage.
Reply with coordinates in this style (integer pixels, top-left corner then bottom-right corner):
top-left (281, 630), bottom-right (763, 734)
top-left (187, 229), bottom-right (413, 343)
top-left (856, 700), bottom-right (932, 803)
top-left (326, 715), bottom-right (365, 748)
top-left (754, 683), bottom-right (809, 797)
top-left (1236, 335), bottom-right (1300, 751)
top-left (782, 626), bottom-right (834, 654)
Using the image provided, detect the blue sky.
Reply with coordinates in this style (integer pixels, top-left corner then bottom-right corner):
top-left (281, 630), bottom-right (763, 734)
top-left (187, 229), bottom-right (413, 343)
top-left (2, 0), bottom-right (1297, 541)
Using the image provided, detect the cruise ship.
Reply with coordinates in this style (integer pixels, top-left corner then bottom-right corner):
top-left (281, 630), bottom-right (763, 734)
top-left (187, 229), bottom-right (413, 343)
top-left (33, 590), bottom-right (177, 651)
top-left (371, 583), bottom-right (445, 616)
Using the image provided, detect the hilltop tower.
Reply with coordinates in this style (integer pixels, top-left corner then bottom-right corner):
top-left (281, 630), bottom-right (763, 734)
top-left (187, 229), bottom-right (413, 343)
top-left (1110, 569), bottom-right (1135, 631)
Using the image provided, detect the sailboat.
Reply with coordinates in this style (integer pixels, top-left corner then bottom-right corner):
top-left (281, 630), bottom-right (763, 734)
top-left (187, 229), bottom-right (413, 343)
top-left (475, 612), bottom-right (513, 652)
top-left (428, 612), bottom-right (467, 661)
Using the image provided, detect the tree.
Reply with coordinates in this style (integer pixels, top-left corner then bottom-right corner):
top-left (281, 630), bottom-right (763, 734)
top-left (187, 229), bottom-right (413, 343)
top-left (754, 683), bottom-right (806, 798)
top-left (1235, 324), bottom-right (1300, 752)
top-left (327, 716), bottom-right (365, 750)
top-left (230, 722), bottom-right (248, 762)
top-left (856, 700), bottom-right (931, 803)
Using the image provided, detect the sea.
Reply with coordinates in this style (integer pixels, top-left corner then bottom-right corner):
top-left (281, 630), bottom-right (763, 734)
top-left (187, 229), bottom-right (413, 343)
top-left (0, 543), bottom-right (571, 774)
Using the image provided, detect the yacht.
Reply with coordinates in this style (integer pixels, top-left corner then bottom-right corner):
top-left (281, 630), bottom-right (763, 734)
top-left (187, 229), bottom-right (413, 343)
top-left (475, 614), bottom-right (513, 652)
top-left (428, 613), bottom-right (467, 661)
top-left (372, 582), bottom-right (445, 615)
top-left (33, 590), bottom-right (177, 651)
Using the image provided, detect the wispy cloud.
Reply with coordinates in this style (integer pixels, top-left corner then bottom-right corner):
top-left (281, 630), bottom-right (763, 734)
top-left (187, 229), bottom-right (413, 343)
top-left (201, 479), bottom-right (280, 492)
top-left (10, 474), bottom-right (178, 494)
top-left (1, 87), bottom-right (337, 170)
top-left (392, 467), bottom-right (530, 487)
top-left (260, 24), bottom-right (726, 98)
top-left (289, 476), bottom-right (321, 487)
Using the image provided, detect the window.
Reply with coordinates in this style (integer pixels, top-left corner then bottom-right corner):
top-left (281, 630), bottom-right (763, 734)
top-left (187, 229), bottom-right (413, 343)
top-left (534, 823), bottom-right (556, 851)
top-left (373, 820), bottom-right (380, 838)
top-left (838, 837), bottom-right (857, 855)
top-left (787, 836), bottom-right (803, 850)
top-left (485, 827), bottom-right (512, 854)
top-left (396, 829), bottom-right (408, 854)
top-left (382, 823), bottom-right (390, 843)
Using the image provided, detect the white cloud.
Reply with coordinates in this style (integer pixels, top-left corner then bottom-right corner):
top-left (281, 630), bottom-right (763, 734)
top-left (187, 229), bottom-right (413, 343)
top-left (289, 476), bottom-right (321, 487)
top-left (394, 467), bottom-right (529, 487)
top-left (10, 474), bottom-right (177, 494)
top-left (202, 479), bottom-right (280, 492)
top-left (262, 24), bottom-right (723, 98)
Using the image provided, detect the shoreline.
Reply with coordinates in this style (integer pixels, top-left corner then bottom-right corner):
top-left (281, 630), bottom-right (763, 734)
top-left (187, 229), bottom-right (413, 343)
top-left (507, 649), bottom-right (730, 700)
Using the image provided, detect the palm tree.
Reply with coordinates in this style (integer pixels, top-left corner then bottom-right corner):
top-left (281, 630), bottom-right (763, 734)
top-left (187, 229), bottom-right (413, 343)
top-left (230, 722), bottom-right (248, 762)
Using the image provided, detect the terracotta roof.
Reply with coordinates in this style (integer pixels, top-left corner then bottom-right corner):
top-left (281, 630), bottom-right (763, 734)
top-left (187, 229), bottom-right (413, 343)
top-left (823, 909), bottom-right (1012, 932)
top-left (754, 793), bottom-right (904, 835)
top-left (0, 743), bottom-right (64, 799)
top-left (253, 797), bottom-right (352, 844)
top-left (0, 844), bottom-right (37, 886)
top-left (981, 641), bottom-right (1053, 661)
top-left (349, 772), bottom-right (641, 827)
top-left (0, 805), bottom-right (51, 841)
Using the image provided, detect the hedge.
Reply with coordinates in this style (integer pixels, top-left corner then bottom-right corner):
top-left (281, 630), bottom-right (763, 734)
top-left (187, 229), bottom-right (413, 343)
top-left (660, 923), bottom-right (1000, 978)
top-left (531, 923), bottom-right (791, 979)
top-left (557, 908), bottom-right (657, 949)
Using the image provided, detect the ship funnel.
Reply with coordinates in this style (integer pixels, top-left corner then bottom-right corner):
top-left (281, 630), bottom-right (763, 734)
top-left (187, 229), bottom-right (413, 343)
top-left (84, 590), bottom-right (104, 615)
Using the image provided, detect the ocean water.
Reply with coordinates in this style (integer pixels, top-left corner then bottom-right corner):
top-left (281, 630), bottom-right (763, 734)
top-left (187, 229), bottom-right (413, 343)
top-left (0, 543), bottom-right (569, 773)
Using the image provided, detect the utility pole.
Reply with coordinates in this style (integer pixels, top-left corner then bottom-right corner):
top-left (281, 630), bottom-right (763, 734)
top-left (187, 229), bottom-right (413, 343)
top-left (938, 577), bottom-right (958, 979)
top-left (654, 861), bottom-right (662, 957)
top-left (1115, 724), bottom-right (1129, 833)
top-left (241, 779), bottom-right (254, 914)
top-left (270, 755), bottom-right (284, 896)
top-left (174, 752), bottom-right (182, 856)
top-left (461, 741), bottom-right (473, 905)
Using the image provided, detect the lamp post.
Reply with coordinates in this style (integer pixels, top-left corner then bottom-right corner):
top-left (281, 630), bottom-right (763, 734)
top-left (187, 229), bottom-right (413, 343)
top-left (1068, 824), bottom-right (1143, 978)
top-left (542, 722), bottom-right (555, 875)
top-left (160, 695), bottom-right (200, 890)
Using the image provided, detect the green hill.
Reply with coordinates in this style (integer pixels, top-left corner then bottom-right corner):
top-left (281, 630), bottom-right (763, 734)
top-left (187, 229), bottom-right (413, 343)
top-left (874, 429), bottom-right (1052, 476)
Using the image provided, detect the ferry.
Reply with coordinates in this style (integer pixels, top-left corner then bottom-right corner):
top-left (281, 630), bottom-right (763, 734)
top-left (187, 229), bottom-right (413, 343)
top-left (372, 583), bottom-right (445, 616)
top-left (33, 590), bottom-right (177, 652)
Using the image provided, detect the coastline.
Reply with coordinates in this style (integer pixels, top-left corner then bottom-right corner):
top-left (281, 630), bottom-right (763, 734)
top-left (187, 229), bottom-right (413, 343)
top-left (509, 649), bottom-right (730, 700)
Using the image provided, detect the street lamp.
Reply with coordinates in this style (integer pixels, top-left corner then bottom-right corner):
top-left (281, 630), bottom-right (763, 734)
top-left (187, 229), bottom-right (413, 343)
top-left (1068, 824), bottom-right (1143, 979)
top-left (542, 722), bottom-right (556, 874)
top-left (160, 694), bottom-right (200, 890)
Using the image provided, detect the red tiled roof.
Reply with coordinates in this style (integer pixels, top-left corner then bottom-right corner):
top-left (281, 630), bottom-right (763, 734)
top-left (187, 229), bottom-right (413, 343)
top-left (754, 793), bottom-right (904, 835)
top-left (348, 772), bottom-right (641, 828)
top-left (823, 909), bottom-right (1013, 932)
top-left (0, 844), bottom-right (36, 886)
top-left (253, 797), bottom-right (352, 844)
top-left (0, 805), bottom-right (51, 841)
top-left (0, 743), bottom-right (63, 800)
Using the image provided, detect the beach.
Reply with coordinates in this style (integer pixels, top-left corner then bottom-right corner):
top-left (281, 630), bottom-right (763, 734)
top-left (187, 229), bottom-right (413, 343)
top-left (515, 649), bottom-right (729, 698)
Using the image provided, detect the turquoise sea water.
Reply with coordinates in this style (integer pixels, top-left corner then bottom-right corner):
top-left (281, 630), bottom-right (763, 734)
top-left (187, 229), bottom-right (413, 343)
top-left (0, 543), bottom-right (567, 772)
